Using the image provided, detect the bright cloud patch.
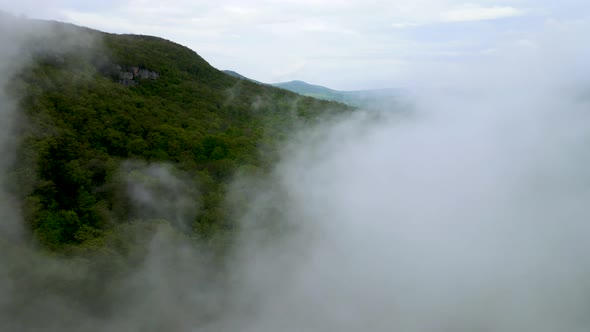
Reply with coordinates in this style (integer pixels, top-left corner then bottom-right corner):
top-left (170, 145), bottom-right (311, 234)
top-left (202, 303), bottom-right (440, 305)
top-left (440, 5), bottom-right (523, 22)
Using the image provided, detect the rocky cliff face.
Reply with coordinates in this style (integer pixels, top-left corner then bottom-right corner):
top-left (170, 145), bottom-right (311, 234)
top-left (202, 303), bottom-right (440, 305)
top-left (117, 66), bottom-right (159, 86)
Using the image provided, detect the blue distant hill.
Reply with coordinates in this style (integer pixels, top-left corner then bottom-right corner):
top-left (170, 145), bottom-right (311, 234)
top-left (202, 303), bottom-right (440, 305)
top-left (223, 70), bottom-right (407, 110)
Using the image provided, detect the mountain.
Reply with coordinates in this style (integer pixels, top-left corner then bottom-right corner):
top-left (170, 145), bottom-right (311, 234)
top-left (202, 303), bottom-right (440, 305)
top-left (1, 15), bottom-right (352, 251)
top-left (223, 70), bottom-right (406, 109)
top-left (273, 80), bottom-right (340, 98)
top-left (222, 69), bottom-right (263, 84)
top-left (274, 80), bottom-right (410, 110)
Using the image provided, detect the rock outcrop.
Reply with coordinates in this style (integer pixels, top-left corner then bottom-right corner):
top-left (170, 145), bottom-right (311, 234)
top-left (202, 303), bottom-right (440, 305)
top-left (117, 66), bottom-right (159, 86)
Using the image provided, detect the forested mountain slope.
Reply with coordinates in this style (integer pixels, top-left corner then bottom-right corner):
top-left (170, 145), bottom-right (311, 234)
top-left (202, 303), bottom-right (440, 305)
top-left (4, 17), bottom-right (352, 251)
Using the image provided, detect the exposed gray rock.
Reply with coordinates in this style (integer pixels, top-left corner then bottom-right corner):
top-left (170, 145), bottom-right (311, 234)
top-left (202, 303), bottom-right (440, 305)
top-left (120, 72), bottom-right (134, 80)
top-left (137, 68), bottom-right (159, 80)
top-left (116, 65), bottom-right (159, 86)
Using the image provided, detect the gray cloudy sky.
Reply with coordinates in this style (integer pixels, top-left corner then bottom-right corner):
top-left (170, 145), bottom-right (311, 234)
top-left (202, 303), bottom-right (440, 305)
top-left (1, 0), bottom-right (588, 89)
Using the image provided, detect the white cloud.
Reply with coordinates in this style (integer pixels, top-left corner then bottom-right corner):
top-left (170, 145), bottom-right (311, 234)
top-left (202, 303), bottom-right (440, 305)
top-left (440, 5), bottom-right (524, 22)
top-left (391, 22), bottom-right (421, 29)
top-left (392, 4), bottom-right (525, 29)
top-left (1, 0), bottom-right (587, 89)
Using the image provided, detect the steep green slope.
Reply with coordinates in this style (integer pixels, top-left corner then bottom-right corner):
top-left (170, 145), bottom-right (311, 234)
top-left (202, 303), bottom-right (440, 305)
top-left (5, 18), bottom-right (352, 251)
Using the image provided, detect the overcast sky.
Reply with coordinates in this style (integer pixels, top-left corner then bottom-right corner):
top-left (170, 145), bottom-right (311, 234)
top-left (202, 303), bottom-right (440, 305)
top-left (1, 0), bottom-right (588, 90)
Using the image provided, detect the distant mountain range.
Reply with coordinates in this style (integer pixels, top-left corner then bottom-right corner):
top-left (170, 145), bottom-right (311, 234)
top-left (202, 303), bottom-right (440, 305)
top-left (223, 70), bottom-right (407, 110)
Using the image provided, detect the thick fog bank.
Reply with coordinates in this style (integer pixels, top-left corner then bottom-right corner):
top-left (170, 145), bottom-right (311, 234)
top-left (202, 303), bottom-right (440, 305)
top-left (2, 14), bottom-right (590, 332)
top-left (219, 19), bottom-right (590, 332)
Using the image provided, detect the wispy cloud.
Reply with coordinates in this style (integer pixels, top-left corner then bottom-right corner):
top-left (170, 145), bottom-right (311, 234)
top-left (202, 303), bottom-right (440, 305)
top-left (392, 4), bottom-right (525, 29)
top-left (440, 5), bottom-right (524, 23)
top-left (391, 22), bottom-right (422, 29)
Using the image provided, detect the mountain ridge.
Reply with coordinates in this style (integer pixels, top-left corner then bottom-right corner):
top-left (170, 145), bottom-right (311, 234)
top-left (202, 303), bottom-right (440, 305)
top-left (223, 69), bottom-right (405, 109)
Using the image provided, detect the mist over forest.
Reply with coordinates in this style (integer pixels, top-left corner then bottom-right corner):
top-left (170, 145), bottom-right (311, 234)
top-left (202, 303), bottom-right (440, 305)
top-left (1, 6), bottom-right (590, 332)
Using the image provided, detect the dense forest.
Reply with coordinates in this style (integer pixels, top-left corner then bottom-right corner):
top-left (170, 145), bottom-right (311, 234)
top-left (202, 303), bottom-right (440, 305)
top-left (3, 18), bottom-right (353, 254)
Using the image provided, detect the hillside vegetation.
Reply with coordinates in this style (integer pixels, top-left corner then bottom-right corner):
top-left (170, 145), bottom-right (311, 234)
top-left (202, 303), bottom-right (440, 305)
top-left (5, 18), bottom-right (352, 252)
